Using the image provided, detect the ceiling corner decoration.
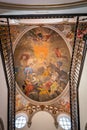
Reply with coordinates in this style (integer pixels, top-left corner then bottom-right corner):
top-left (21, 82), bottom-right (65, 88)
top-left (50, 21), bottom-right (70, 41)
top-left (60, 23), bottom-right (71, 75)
top-left (0, 0), bottom-right (87, 10)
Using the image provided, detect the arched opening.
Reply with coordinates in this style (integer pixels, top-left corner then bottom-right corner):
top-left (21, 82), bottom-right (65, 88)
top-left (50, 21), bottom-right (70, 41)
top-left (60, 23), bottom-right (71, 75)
top-left (29, 111), bottom-right (56, 130)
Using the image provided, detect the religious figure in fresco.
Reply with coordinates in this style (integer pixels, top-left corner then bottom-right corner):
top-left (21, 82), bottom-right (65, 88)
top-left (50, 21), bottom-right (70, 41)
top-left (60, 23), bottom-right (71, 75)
top-left (24, 65), bottom-right (33, 78)
top-left (55, 48), bottom-right (62, 58)
top-left (24, 79), bottom-right (34, 96)
top-left (14, 27), bottom-right (70, 102)
top-left (20, 53), bottom-right (30, 67)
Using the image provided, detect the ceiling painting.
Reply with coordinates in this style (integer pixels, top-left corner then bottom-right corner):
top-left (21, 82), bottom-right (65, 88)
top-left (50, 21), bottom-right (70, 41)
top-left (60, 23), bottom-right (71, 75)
top-left (10, 20), bottom-right (77, 128)
top-left (14, 27), bottom-right (71, 103)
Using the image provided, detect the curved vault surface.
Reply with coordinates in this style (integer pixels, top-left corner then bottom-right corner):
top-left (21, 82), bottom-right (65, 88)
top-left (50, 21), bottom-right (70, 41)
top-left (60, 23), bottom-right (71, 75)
top-left (14, 27), bottom-right (70, 103)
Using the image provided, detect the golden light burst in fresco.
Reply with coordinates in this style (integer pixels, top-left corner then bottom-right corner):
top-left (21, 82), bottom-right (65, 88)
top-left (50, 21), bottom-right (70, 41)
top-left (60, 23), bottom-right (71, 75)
top-left (33, 42), bottom-right (49, 62)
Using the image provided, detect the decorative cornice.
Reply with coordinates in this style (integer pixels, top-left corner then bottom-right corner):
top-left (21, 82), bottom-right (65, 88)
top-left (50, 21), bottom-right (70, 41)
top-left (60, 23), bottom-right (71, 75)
top-left (0, 0), bottom-right (87, 10)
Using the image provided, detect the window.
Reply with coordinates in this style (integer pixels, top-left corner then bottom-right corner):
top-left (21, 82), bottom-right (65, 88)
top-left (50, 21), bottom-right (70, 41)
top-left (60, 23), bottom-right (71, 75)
top-left (58, 114), bottom-right (71, 130)
top-left (15, 113), bottom-right (28, 129)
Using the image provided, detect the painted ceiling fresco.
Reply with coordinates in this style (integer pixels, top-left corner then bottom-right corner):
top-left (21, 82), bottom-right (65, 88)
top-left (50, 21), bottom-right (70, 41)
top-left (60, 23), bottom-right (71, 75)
top-left (9, 21), bottom-right (78, 128)
top-left (8, 17), bottom-right (87, 128)
top-left (14, 27), bottom-right (71, 102)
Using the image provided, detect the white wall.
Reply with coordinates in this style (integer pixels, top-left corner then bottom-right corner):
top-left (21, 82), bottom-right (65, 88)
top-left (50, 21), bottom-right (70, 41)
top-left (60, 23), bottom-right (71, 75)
top-left (0, 54), bottom-right (8, 130)
top-left (79, 52), bottom-right (87, 130)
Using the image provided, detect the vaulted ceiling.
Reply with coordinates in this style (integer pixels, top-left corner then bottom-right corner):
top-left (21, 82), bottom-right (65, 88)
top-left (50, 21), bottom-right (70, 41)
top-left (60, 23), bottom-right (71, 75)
top-left (0, 1), bottom-right (87, 129)
top-left (10, 18), bottom-right (75, 123)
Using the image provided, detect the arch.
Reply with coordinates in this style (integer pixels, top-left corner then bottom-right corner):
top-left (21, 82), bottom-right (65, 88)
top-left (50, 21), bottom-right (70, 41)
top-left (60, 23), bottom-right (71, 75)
top-left (28, 111), bottom-right (57, 130)
top-left (29, 110), bottom-right (55, 122)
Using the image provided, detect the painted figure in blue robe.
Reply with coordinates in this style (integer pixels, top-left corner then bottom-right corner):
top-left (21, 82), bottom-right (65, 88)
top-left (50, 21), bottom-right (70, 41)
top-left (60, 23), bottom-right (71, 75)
top-left (24, 66), bottom-right (33, 77)
top-left (15, 67), bottom-right (19, 74)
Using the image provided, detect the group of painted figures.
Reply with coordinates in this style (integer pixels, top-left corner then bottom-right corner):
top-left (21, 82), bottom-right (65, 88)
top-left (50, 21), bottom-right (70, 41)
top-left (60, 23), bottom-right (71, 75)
top-left (15, 48), bottom-right (69, 102)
